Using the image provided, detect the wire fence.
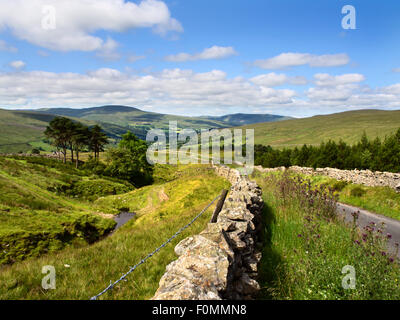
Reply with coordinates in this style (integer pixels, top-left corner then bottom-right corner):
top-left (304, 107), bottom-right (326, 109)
top-left (90, 193), bottom-right (222, 300)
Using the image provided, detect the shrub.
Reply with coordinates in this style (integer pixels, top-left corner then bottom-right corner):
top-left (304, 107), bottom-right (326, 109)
top-left (62, 179), bottom-right (132, 201)
top-left (350, 186), bottom-right (366, 197)
top-left (81, 157), bottom-right (107, 175)
top-left (332, 180), bottom-right (348, 192)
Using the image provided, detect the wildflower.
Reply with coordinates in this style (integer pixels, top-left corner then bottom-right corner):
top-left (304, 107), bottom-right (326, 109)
top-left (387, 233), bottom-right (392, 239)
top-left (297, 234), bottom-right (302, 238)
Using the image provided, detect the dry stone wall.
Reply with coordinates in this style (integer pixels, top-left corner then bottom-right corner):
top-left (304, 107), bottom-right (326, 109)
top-left (152, 165), bottom-right (264, 300)
top-left (0, 153), bottom-right (60, 159)
top-left (254, 165), bottom-right (400, 192)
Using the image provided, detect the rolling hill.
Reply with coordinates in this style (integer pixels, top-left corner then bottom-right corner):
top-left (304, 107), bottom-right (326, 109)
top-left (3, 106), bottom-right (399, 154)
top-left (0, 105), bottom-right (288, 153)
top-left (36, 105), bottom-right (229, 133)
top-left (0, 109), bottom-right (130, 153)
top-left (201, 113), bottom-right (292, 126)
top-left (238, 109), bottom-right (400, 148)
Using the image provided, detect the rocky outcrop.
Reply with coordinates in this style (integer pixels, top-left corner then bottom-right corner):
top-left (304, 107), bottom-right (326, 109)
top-left (255, 165), bottom-right (400, 192)
top-left (152, 165), bottom-right (263, 300)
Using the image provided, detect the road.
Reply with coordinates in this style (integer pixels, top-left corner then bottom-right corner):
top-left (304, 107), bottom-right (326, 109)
top-left (336, 202), bottom-right (400, 257)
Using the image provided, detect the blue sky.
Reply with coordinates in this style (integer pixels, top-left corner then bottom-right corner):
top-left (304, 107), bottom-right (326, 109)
top-left (0, 0), bottom-right (399, 117)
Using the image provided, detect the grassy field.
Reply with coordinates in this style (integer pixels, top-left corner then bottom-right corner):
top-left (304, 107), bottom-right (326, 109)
top-left (252, 170), bottom-right (400, 300)
top-left (0, 162), bottom-right (230, 299)
top-left (0, 109), bottom-right (123, 154)
top-left (0, 156), bottom-right (135, 265)
top-left (238, 109), bottom-right (400, 148)
top-left (0, 109), bottom-right (53, 153)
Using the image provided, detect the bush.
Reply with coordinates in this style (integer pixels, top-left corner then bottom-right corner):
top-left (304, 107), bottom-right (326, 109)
top-left (350, 186), bottom-right (366, 197)
top-left (62, 179), bottom-right (132, 201)
top-left (332, 180), bottom-right (348, 192)
top-left (81, 157), bottom-right (107, 175)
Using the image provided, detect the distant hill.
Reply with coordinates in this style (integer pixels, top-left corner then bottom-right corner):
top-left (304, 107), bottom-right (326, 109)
top-left (8, 106), bottom-right (394, 154)
top-left (1, 105), bottom-right (288, 153)
top-left (37, 105), bottom-right (228, 132)
top-left (201, 113), bottom-right (292, 126)
top-left (237, 109), bottom-right (400, 148)
top-left (35, 105), bottom-right (289, 138)
top-left (0, 109), bottom-right (129, 153)
top-left (0, 109), bottom-right (55, 153)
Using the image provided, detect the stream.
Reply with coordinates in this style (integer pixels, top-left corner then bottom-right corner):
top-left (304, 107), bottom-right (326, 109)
top-left (113, 212), bottom-right (136, 231)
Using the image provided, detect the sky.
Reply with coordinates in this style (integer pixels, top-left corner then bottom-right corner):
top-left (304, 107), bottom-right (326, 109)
top-left (0, 0), bottom-right (400, 118)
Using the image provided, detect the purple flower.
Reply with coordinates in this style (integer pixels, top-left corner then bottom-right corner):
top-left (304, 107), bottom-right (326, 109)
top-left (387, 234), bottom-right (392, 239)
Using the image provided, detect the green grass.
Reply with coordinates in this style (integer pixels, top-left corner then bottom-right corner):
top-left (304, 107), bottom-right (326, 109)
top-left (238, 109), bottom-right (400, 148)
top-left (252, 170), bottom-right (400, 300)
top-left (0, 164), bottom-right (230, 300)
top-left (0, 156), bottom-right (136, 264)
top-left (303, 174), bottom-right (400, 220)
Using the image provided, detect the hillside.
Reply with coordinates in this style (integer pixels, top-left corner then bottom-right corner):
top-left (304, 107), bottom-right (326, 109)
top-left (0, 105), bottom-right (290, 153)
top-left (37, 105), bottom-right (229, 133)
top-left (0, 156), bottom-right (131, 264)
top-left (0, 160), bottom-right (230, 299)
top-left (36, 105), bottom-right (290, 136)
top-left (0, 109), bottom-right (134, 153)
top-left (239, 109), bottom-right (400, 148)
top-left (0, 109), bottom-right (54, 153)
top-left (201, 113), bottom-right (292, 126)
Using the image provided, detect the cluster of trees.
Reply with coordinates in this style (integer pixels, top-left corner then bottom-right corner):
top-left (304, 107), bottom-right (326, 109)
top-left (45, 117), bottom-right (154, 186)
top-left (105, 131), bottom-right (154, 187)
top-left (45, 117), bottom-right (109, 167)
top-left (255, 129), bottom-right (400, 173)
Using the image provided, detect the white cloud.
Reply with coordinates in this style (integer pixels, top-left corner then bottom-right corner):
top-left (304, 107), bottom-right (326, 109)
top-left (313, 73), bottom-right (365, 87)
top-left (254, 52), bottom-right (350, 69)
top-left (1, 67), bottom-right (400, 117)
top-left (96, 38), bottom-right (120, 61)
top-left (392, 68), bottom-right (400, 73)
top-left (250, 73), bottom-right (307, 87)
top-left (127, 54), bottom-right (146, 63)
top-left (165, 46), bottom-right (237, 62)
top-left (0, 0), bottom-right (182, 53)
top-left (0, 40), bottom-right (17, 53)
top-left (0, 68), bottom-right (296, 109)
top-left (9, 60), bottom-right (26, 69)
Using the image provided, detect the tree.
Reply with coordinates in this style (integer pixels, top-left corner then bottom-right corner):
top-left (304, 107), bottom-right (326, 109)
top-left (71, 123), bottom-right (90, 168)
top-left (89, 125), bottom-right (109, 160)
top-left (44, 117), bottom-right (75, 163)
top-left (106, 131), bottom-right (153, 186)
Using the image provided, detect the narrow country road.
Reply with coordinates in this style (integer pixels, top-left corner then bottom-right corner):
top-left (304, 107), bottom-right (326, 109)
top-left (336, 202), bottom-right (400, 257)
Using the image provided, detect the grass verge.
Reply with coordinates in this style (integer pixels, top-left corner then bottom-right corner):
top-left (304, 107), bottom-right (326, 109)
top-left (252, 170), bottom-right (400, 300)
